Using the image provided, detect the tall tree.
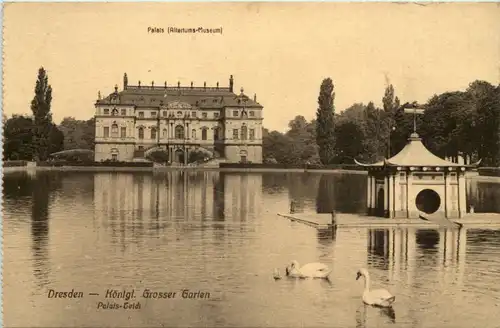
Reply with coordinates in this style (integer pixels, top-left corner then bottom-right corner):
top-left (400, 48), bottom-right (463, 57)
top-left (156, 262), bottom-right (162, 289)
top-left (316, 78), bottom-right (336, 164)
top-left (382, 84), bottom-right (400, 158)
top-left (30, 67), bottom-right (53, 161)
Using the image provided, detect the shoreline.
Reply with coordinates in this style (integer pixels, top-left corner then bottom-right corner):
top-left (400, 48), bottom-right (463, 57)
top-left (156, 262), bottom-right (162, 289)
top-left (2, 165), bottom-right (500, 181)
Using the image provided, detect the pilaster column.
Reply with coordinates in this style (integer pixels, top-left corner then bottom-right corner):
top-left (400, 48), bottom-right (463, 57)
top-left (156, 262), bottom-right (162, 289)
top-left (458, 171), bottom-right (467, 218)
top-left (384, 175), bottom-right (390, 217)
top-left (367, 174), bottom-right (373, 214)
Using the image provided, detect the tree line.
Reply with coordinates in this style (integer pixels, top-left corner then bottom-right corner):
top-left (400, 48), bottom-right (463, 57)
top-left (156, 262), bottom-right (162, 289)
top-left (4, 68), bottom-right (499, 167)
top-left (264, 78), bottom-right (500, 167)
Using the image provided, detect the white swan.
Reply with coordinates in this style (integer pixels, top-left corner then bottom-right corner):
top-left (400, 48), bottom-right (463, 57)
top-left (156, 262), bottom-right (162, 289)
top-left (285, 260), bottom-right (331, 279)
top-left (356, 268), bottom-right (395, 308)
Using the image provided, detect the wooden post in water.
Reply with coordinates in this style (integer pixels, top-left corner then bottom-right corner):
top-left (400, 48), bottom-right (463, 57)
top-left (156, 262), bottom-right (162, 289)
top-left (290, 201), bottom-right (296, 214)
top-left (331, 210), bottom-right (337, 226)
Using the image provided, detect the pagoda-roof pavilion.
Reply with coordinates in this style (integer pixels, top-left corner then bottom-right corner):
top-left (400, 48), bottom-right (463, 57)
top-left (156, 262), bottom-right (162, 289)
top-left (354, 132), bottom-right (481, 169)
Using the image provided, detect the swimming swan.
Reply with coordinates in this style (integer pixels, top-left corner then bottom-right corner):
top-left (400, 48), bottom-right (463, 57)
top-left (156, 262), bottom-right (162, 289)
top-left (285, 260), bottom-right (331, 279)
top-left (356, 268), bottom-right (395, 308)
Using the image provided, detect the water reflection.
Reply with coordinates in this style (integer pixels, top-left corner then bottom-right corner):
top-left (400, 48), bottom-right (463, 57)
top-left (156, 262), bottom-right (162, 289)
top-left (3, 171), bottom-right (500, 327)
top-left (30, 172), bottom-right (63, 290)
top-left (366, 227), bottom-right (468, 286)
top-left (355, 305), bottom-right (396, 328)
top-left (93, 171), bottom-right (263, 248)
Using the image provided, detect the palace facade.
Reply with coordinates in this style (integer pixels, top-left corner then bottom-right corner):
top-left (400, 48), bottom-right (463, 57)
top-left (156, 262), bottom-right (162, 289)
top-left (94, 74), bottom-right (263, 164)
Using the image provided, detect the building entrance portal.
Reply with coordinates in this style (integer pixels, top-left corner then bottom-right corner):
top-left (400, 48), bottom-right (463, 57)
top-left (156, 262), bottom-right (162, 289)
top-left (174, 149), bottom-right (185, 164)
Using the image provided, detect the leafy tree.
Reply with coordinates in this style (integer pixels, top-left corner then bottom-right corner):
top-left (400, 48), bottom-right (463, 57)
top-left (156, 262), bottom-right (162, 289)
top-left (334, 121), bottom-right (365, 164)
top-left (316, 78), bottom-right (336, 164)
top-left (59, 117), bottom-right (95, 150)
top-left (30, 67), bottom-right (53, 161)
top-left (3, 115), bottom-right (34, 160)
top-left (48, 123), bottom-right (65, 156)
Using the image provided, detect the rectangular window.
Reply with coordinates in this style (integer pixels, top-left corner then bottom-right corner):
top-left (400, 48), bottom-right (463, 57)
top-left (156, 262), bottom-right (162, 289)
top-left (103, 109), bottom-right (110, 115)
top-left (120, 127), bottom-right (126, 138)
top-left (138, 111), bottom-right (144, 118)
top-left (249, 111), bottom-right (255, 117)
top-left (232, 129), bottom-right (239, 140)
top-left (214, 112), bottom-right (219, 118)
top-left (249, 129), bottom-right (255, 140)
top-left (103, 127), bottom-right (110, 138)
top-left (233, 110), bottom-right (239, 117)
top-left (151, 111), bottom-right (157, 117)
top-left (162, 111), bottom-right (168, 117)
top-left (191, 111), bottom-right (197, 117)
top-left (121, 109), bottom-right (127, 116)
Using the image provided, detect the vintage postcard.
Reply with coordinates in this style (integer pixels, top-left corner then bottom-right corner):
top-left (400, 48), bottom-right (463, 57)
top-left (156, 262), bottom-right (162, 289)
top-left (2, 2), bottom-right (500, 327)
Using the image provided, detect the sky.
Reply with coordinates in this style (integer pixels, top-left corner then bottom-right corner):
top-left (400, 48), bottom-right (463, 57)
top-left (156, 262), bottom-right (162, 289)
top-left (3, 2), bottom-right (500, 132)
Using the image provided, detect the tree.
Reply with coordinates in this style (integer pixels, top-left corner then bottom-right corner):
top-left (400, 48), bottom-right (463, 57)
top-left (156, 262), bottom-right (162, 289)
top-left (30, 67), bottom-right (53, 161)
top-left (3, 115), bottom-right (34, 160)
top-left (334, 121), bottom-right (365, 164)
top-left (59, 117), bottom-right (95, 150)
top-left (316, 78), bottom-right (336, 164)
top-left (48, 123), bottom-right (65, 156)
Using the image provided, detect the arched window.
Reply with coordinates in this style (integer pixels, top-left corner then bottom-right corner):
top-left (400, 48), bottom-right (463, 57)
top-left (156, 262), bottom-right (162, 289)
top-left (201, 127), bottom-right (208, 141)
top-left (151, 127), bottom-right (157, 140)
top-left (138, 127), bottom-right (144, 139)
top-left (175, 125), bottom-right (185, 139)
top-left (111, 123), bottom-right (118, 138)
top-left (214, 127), bottom-right (219, 140)
top-left (241, 125), bottom-right (248, 141)
top-left (162, 128), bottom-right (168, 138)
top-left (192, 129), bottom-right (196, 139)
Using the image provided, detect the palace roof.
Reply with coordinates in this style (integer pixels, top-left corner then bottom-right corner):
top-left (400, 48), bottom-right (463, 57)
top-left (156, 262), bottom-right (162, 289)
top-left (95, 75), bottom-right (262, 109)
top-left (354, 133), bottom-right (480, 168)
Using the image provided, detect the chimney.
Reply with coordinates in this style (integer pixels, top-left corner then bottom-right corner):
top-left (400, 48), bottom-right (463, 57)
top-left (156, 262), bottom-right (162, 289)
top-left (229, 75), bottom-right (234, 92)
top-left (254, 93), bottom-right (257, 102)
top-left (138, 80), bottom-right (141, 88)
top-left (123, 73), bottom-right (128, 90)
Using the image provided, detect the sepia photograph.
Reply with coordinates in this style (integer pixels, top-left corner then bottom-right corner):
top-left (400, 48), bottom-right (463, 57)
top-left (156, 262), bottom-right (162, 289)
top-left (2, 2), bottom-right (500, 327)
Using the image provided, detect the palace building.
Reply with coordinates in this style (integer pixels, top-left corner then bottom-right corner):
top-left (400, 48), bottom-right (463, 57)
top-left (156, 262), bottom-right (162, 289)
top-left (94, 73), bottom-right (263, 164)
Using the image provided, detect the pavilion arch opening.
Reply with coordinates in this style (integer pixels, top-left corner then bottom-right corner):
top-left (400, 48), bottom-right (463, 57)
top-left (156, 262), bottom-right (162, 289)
top-left (415, 189), bottom-right (441, 214)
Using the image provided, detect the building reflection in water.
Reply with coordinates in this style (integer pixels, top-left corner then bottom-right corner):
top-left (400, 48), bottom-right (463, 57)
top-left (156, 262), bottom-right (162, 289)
top-left (93, 171), bottom-right (262, 248)
top-left (366, 227), bottom-right (467, 286)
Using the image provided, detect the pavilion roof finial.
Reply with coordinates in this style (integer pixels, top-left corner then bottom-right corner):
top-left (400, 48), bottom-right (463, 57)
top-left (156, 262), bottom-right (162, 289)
top-left (403, 102), bottom-right (425, 134)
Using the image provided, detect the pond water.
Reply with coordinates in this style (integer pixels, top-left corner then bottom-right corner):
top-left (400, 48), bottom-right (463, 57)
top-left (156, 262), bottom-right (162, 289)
top-left (3, 171), bottom-right (500, 328)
